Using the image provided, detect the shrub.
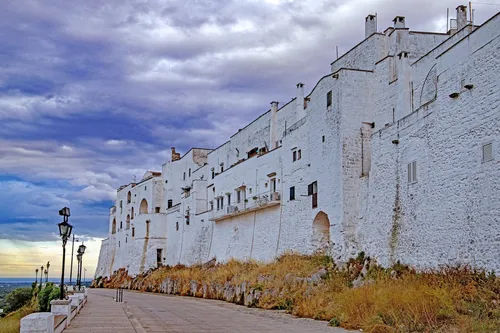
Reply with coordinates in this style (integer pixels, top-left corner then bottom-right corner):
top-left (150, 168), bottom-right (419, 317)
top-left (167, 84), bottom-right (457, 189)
top-left (4, 287), bottom-right (32, 313)
top-left (38, 283), bottom-right (54, 312)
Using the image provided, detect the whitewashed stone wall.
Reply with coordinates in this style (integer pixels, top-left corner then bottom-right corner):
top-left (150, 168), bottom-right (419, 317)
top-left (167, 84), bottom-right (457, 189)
top-left (95, 9), bottom-right (500, 278)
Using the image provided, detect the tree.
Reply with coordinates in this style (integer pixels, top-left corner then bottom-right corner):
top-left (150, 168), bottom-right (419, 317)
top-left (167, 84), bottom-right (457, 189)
top-left (38, 283), bottom-right (54, 312)
top-left (4, 287), bottom-right (32, 313)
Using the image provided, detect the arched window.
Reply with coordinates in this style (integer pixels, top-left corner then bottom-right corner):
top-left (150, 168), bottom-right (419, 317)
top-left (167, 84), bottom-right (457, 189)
top-left (312, 211), bottom-right (330, 253)
top-left (126, 214), bottom-right (130, 230)
top-left (140, 199), bottom-right (148, 214)
top-left (131, 207), bottom-right (134, 219)
top-left (127, 191), bottom-right (131, 204)
top-left (111, 218), bottom-right (116, 234)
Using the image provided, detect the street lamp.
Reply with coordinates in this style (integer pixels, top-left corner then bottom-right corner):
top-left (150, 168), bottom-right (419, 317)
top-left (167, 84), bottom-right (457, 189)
top-left (76, 243), bottom-right (86, 291)
top-left (58, 207), bottom-right (73, 299)
top-left (69, 235), bottom-right (79, 285)
top-left (46, 262), bottom-right (50, 283)
top-left (35, 268), bottom-right (39, 285)
top-left (76, 253), bottom-right (82, 290)
top-left (40, 266), bottom-right (44, 285)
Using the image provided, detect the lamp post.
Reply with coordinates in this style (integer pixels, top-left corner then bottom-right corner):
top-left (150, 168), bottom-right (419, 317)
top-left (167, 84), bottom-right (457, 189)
top-left (69, 234), bottom-right (79, 285)
top-left (76, 253), bottom-right (82, 290)
top-left (46, 262), bottom-right (50, 283)
top-left (76, 243), bottom-right (86, 291)
top-left (35, 268), bottom-right (39, 285)
top-left (58, 207), bottom-right (73, 300)
top-left (40, 266), bottom-right (44, 285)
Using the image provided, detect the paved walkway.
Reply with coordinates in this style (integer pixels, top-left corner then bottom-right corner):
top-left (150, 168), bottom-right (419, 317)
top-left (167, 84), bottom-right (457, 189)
top-left (66, 289), bottom-right (350, 332)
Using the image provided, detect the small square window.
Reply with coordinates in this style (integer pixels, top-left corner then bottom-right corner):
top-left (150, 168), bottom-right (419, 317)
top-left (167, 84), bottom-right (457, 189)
top-left (183, 172), bottom-right (186, 180)
top-left (155, 207), bottom-right (160, 213)
top-left (408, 161), bottom-right (417, 184)
top-left (189, 168), bottom-right (191, 177)
top-left (322, 135), bottom-right (325, 142)
top-left (482, 143), bottom-right (493, 162)
top-left (144, 186), bottom-right (147, 191)
top-left (167, 199), bottom-right (173, 208)
top-left (298, 150), bottom-right (302, 160)
top-left (176, 222), bottom-right (179, 231)
top-left (292, 151), bottom-right (297, 162)
top-left (212, 171), bottom-right (215, 179)
top-left (327, 90), bottom-right (332, 107)
top-left (132, 227), bottom-right (135, 237)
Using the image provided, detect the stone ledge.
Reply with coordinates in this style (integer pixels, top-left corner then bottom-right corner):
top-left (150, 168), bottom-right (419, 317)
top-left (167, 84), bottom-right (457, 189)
top-left (50, 300), bottom-right (71, 306)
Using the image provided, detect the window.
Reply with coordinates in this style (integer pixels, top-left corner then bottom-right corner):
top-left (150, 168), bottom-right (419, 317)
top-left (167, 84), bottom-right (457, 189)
top-left (221, 166), bottom-right (224, 172)
top-left (212, 171), bottom-right (215, 179)
top-left (408, 161), bottom-right (417, 184)
top-left (120, 221), bottom-right (123, 229)
top-left (322, 135), bottom-right (325, 142)
top-left (168, 199), bottom-right (173, 208)
top-left (118, 241), bottom-right (120, 248)
top-left (308, 181), bottom-right (318, 195)
top-left (236, 190), bottom-right (241, 203)
top-left (293, 151), bottom-right (297, 162)
top-left (298, 150), bottom-right (302, 160)
top-left (140, 199), bottom-right (148, 214)
top-left (227, 193), bottom-right (231, 206)
top-left (327, 90), bottom-right (332, 107)
top-left (482, 143), bottom-right (493, 162)
top-left (131, 207), bottom-right (134, 219)
top-left (127, 191), bottom-right (131, 204)
top-left (155, 207), bottom-right (160, 213)
top-left (176, 222), bottom-right (179, 231)
top-left (146, 220), bottom-right (150, 234)
top-left (290, 186), bottom-right (295, 200)
top-left (132, 227), bottom-right (135, 237)
top-left (308, 181), bottom-right (318, 209)
top-left (183, 172), bottom-right (186, 180)
top-left (126, 237), bottom-right (127, 244)
top-left (189, 168), bottom-right (191, 177)
top-left (210, 201), bottom-right (214, 210)
top-left (185, 214), bottom-right (190, 225)
top-left (220, 197), bottom-right (224, 209)
top-left (216, 198), bottom-right (220, 210)
top-left (144, 186), bottom-right (147, 191)
top-left (120, 200), bottom-right (123, 214)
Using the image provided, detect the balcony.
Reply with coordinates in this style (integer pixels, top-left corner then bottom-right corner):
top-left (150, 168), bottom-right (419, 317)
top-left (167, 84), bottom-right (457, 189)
top-left (210, 191), bottom-right (281, 222)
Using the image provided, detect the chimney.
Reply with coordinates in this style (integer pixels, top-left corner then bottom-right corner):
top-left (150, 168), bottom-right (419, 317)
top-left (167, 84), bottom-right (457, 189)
top-left (269, 101), bottom-right (279, 150)
top-left (456, 5), bottom-right (467, 30)
top-left (171, 147), bottom-right (181, 161)
top-left (393, 16), bottom-right (405, 29)
top-left (395, 51), bottom-right (412, 120)
top-left (365, 14), bottom-right (377, 38)
top-left (296, 83), bottom-right (306, 120)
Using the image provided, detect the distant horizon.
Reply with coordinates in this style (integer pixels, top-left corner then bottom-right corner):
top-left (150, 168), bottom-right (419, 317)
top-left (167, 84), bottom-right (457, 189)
top-left (0, 277), bottom-right (92, 283)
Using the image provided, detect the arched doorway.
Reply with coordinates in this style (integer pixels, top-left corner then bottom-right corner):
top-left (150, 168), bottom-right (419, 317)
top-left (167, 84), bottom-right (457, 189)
top-left (126, 214), bottom-right (131, 230)
top-left (312, 211), bottom-right (330, 253)
top-left (112, 218), bottom-right (116, 234)
top-left (140, 199), bottom-right (148, 214)
top-left (127, 191), bottom-right (132, 204)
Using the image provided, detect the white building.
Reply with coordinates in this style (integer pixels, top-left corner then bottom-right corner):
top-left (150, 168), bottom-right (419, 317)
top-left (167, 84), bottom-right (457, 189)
top-left (95, 6), bottom-right (500, 278)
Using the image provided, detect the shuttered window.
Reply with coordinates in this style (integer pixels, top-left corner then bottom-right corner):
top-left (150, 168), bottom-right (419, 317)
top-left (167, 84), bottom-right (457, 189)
top-left (290, 186), bottom-right (295, 200)
top-left (408, 161), bottom-right (417, 183)
top-left (482, 143), bottom-right (493, 162)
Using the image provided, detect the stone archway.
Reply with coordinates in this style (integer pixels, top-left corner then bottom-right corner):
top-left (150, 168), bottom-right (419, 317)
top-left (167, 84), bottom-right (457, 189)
top-left (126, 214), bottom-right (131, 230)
top-left (312, 211), bottom-right (330, 253)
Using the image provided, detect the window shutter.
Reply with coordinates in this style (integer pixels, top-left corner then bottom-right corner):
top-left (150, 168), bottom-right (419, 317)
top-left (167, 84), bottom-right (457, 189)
top-left (412, 161), bottom-right (417, 182)
top-left (308, 183), bottom-right (313, 196)
top-left (483, 143), bottom-right (493, 162)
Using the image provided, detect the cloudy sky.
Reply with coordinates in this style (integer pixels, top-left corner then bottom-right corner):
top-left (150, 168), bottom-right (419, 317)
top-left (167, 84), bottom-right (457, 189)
top-left (0, 0), bottom-right (498, 278)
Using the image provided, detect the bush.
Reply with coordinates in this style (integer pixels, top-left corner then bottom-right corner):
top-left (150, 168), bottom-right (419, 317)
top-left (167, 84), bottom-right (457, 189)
top-left (38, 283), bottom-right (54, 312)
top-left (4, 288), bottom-right (32, 313)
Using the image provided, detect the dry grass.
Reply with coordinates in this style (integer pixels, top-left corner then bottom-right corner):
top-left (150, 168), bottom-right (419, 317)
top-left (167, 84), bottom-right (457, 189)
top-left (99, 254), bottom-right (500, 332)
top-left (0, 301), bottom-right (38, 333)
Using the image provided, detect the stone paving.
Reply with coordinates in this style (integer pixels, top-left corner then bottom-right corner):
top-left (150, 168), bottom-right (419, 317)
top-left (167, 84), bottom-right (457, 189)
top-left (66, 289), bottom-right (351, 332)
